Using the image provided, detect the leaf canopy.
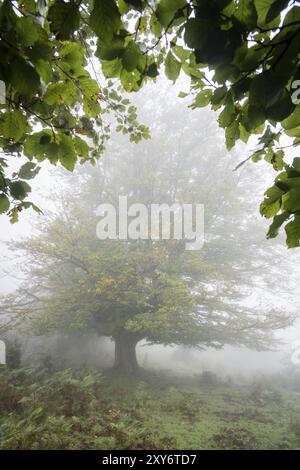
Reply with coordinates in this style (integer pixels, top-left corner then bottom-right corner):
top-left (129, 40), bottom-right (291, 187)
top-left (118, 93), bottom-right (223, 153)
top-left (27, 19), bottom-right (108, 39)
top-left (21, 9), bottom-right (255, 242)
top-left (1, 0), bottom-right (300, 247)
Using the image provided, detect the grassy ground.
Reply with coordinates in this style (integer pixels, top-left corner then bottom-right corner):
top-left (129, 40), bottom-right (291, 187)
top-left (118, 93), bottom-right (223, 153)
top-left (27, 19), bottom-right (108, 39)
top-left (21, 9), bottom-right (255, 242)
top-left (1, 367), bottom-right (300, 450)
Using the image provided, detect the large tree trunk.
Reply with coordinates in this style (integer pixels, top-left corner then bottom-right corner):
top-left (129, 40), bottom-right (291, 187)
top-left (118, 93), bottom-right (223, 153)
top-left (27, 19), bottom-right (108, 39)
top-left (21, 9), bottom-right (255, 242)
top-left (113, 331), bottom-right (140, 376)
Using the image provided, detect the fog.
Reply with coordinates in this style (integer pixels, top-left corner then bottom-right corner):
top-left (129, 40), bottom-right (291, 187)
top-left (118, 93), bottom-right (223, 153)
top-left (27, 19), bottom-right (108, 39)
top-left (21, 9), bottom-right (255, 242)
top-left (1, 78), bottom-right (300, 382)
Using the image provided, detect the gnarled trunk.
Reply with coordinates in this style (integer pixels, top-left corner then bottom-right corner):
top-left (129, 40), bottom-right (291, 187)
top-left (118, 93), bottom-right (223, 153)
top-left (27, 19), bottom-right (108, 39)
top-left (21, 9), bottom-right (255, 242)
top-left (113, 331), bottom-right (140, 376)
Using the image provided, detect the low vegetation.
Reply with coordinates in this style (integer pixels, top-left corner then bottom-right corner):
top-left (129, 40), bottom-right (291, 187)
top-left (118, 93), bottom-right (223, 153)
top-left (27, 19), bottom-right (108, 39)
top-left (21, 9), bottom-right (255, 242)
top-left (1, 366), bottom-right (300, 450)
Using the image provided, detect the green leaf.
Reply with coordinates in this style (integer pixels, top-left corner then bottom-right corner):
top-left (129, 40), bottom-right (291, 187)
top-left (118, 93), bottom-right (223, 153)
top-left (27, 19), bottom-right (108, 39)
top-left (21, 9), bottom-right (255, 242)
top-left (10, 57), bottom-right (40, 96)
top-left (120, 67), bottom-right (142, 92)
top-left (271, 150), bottom-right (285, 171)
top-left (211, 87), bottom-right (227, 106)
top-left (234, 0), bottom-right (258, 28)
top-left (79, 76), bottom-right (100, 95)
top-left (15, 16), bottom-right (42, 46)
top-left (47, 0), bottom-right (80, 39)
top-left (282, 105), bottom-right (300, 130)
top-left (165, 51), bottom-right (181, 81)
top-left (101, 58), bottom-right (123, 78)
top-left (260, 185), bottom-right (284, 218)
top-left (150, 14), bottom-right (163, 37)
top-left (156, 0), bottom-right (186, 28)
top-left (249, 72), bottom-right (284, 109)
top-left (44, 81), bottom-right (78, 106)
top-left (264, 184), bottom-right (284, 203)
top-left (184, 18), bottom-right (229, 65)
top-left (285, 215), bottom-right (300, 248)
top-left (34, 59), bottom-right (53, 83)
top-left (258, 125), bottom-right (277, 146)
top-left (260, 198), bottom-right (281, 218)
top-left (122, 42), bottom-right (143, 72)
top-left (193, 89), bottom-right (212, 108)
top-left (90, 0), bottom-right (121, 41)
top-left (59, 134), bottom-right (77, 171)
top-left (184, 18), bottom-right (210, 50)
top-left (60, 41), bottom-right (84, 60)
top-left (246, 105), bottom-right (265, 131)
top-left (267, 211), bottom-right (290, 239)
top-left (27, 41), bottom-right (53, 62)
top-left (24, 131), bottom-right (59, 162)
top-left (225, 120), bottom-right (239, 150)
top-left (282, 188), bottom-right (300, 212)
top-left (96, 37), bottom-right (125, 61)
top-left (255, 0), bottom-right (282, 27)
top-left (9, 181), bottom-right (31, 201)
top-left (19, 162), bottom-right (40, 180)
top-left (172, 45), bottom-right (190, 61)
top-left (9, 207), bottom-right (19, 224)
top-left (24, 132), bottom-right (48, 157)
top-left (0, 173), bottom-right (5, 191)
top-left (218, 95), bottom-right (236, 128)
top-left (146, 63), bottom-right (159, 78)
top-left (266, 89), bottom-right (294, 122)
top-left (0, 111), bottom-right (28, 143)
top-left (251, 149), bottom-right (264, 162)
top-left (83, 96), bottom-right (101, 118)
top-left (239, 123), bottom-right (250, 143)
top-left (293, 157), bottom-right (300, 173)
top-left (276, 173), bottom-right (300, 191)
top-left (0, 193), bottom-right (9, 213)
top-left (74, 136), bottom-right (90, 158)
top-left (266, 0), bottom-right (289, 23)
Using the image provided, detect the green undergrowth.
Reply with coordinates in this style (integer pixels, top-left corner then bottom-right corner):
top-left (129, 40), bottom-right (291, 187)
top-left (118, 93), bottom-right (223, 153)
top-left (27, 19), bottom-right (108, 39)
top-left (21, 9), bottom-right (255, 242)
top-left (1, 366), bottom-right (300, 450)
